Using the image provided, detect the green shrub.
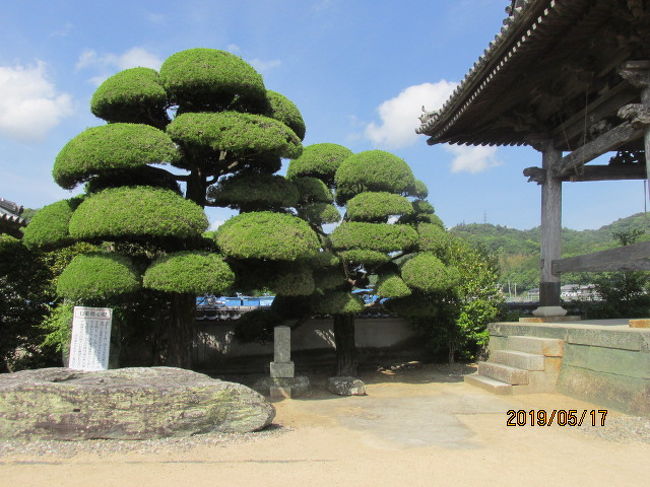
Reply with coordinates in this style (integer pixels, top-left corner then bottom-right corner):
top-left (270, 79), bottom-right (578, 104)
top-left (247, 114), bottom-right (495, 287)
top-left (215, 211), bottom-right (320, 260)
top-left (388, 292), bottom-right (441, 318)
top-left (376, 273), bottom-right (411, 298)
top-left (208, 174), bottom-right (299, 210)
top-left (286, 143), bottom-right (353, 184)
top-left (401, 253), bottom-right (461, 293)
top-left (417, 223), bottom-right (451, 255)
top-left (159, 48), bottom-right (267, 112)
top-left (334, 150), bottom-right (415, 204)
top-left (338, 249), bottom-right (390, 265)
top-left (312, 290), bottom-right (364, 315)
top-left (85, 166), bottom-right (182, 194)
top-left (271, 267), bottom-right (315, 296)
top-left (298, 203), bottom-right (341, 225)
top-left (331, 222), bottom-right (418, 252)
top-left (143, 251), bottom-right (234, 294)
top-left (69, 186), bottom-right (208, 240)
top-left (266, 90), bottom-right (306, 140)
top-left (307, 251), bottom-right (340, 268)
top-left (293, 177), bottom-right (333, 203)
top-left (234, 309), bottom-right (281, 344)
top-left (22, 197), bottom-right (83, 249)
top-left (346, 192), bottom-right (414, 221)
top-left (409, 179), bottom-right (428, 198)
top-left (57, 253), bottom-right (141, 301)
top-left (53, 124), bottom-right (180, 189)
top-left (167, 111), bottom-right (302, 159)
top-left (314, 268), bottom-right (345, 290)
top-left (90, 68), bottom-right (168, 125)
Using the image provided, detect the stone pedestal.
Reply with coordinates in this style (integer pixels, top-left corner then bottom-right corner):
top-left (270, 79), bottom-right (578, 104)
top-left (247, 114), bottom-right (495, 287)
top-left (260, 325), bottom-right (309, 400)
top-left (531, 306), bottom-right (568, 317)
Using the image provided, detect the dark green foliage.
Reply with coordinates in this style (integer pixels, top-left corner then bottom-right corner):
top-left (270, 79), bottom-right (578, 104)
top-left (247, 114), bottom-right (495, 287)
top-left (90, 68), bottom-right (169, 126)
top-left (167, 111), bottom-right (302, 159)
top-left (271, 267), bottom-right (315, 296)
top-left (53, 124), bottom-right (180, 190)
top-left (208, 174), bottom-right (299, 211)
top-left (22, 197), bottom-right (83, 250)
top-left (143, 251), bottom-right (234, 294)
top-left (307, 250), bottom-right (340, 268)
top-left (413, 199), bottom-right (435, 215)
top-left (286, 143), bottom-right (353, 185)
top-left (270, 294), bottom-right (314, 321)
top-left (293, 177), bottom-right (333, 203)
top-left (56, 253), bottom-right (141, 301)
top-left (376, 273), bottom-right (411, 298)
top-left (69, 186), bottom-right (208, 241)
top-left (314, 268), bottom-right (345, 290)
top-left (215, 211), bottom-right (320, 260)
top-left (410, 180), bottom-right (428, 198)
top-left (159, 48), bottom-right (267, 112)
top-left (312, 290), bottom-right (364, 315)
top-left (234, 309), bottom-right (282, 344)
top-left (266, 90), bottom-right (306, 140)
top-left (85, 166), bottom-right (182, 194)
top-left (346, 192), bottom-right (413, 221)
top-left (334, 150), bottom-right (415, 204)
top-left (388, 292), bottom-right (441, 318)
top-left (331, 222), bottom-right (418, 252)
top-left (401, 253), bottom-right (461, 293)
top-left (298, 203), bottom-right (341, 225)
top-left (417, 223), bottom-right (451, 255)
top-left (338, 249), bottom-right (390, 265)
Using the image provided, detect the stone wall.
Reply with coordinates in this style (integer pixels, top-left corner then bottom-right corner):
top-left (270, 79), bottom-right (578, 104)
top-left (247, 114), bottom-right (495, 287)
top-left (488, 321), bottom-right (650, 416)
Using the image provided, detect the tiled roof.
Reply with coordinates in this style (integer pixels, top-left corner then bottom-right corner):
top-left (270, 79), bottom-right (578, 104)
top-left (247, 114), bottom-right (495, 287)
top-left (0, 197), bottom-right (26, 228)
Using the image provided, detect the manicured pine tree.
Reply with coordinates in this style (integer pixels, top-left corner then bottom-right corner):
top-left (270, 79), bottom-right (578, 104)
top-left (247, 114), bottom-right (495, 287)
top-left (22, 48), bottom-right (319, 368)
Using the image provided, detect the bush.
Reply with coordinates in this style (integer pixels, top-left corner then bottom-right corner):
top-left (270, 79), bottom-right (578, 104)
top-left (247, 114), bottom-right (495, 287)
top-left (376, 273), bottom-right (411, 298)
top-left (346, 192), bottom-right (413, 221)
top-left (286, 143), bottom-right (353, 184)
top-left (298, 203), bottom-right (341, 225)
top-left (266, 90), bottom-right (306, 140)
top-left (401, 253), bottom-right (461, 293)
top-left (312, 290), bottom-right (364, 315)
top-left (22, 197), bottom-right (83, 249)
top-left (293, 177), bottom-right (333, 203)
top-left (331, 222), bottom-right (418, 252)
top-left (208, 173), bottom-right (299, 210)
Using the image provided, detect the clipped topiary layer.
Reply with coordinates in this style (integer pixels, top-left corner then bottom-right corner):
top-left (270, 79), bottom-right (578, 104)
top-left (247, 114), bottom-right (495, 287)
top-left (69, 186), bottom-right (208, 241)
top-left (331, 222), bottom-right (418, 252)
top-left (56, 253), bottom-right (141, 301)
top-left (376, 273), bottom-right (412, 298)
top-left (22, 197), bottom-right (83, 249)
top-left (293, 177), bottom-right (333, 204)
top-left (417, 223), bottom-right (450, 254)
top-left (334, 150), bottom-right (415, 204)
top-left (143, 251), bottom-right (234, 295)
top-left (167, 111), bottom-right (302, 159)
top-left (307, 250), bottom-right (340, 268)
top-left (298, 203), bottom-right (341, 225)
top-left (85, 166), bottom-right (181, 195)
top-left (266, 90), bottom-right (306, 140)
top-left (215, 211), bottom-right (320, 260)
top-left (208, 174), bottom-right (299, 210)
top-left (91, 68), bottom-right (168, 126)
top-left (346, 192), bottom-right (414, 221)
top-left (401, 253), bottom-right (461, 293)
top-left (312, 290), bottom-right (364, 315)
top-left (159, 48), bottom-right (267, 112)
top-left (388, 293), bottom-right (441, 318)
top-left (338, 248), bottom-right (390, 265)
top-left (272, 267), bottom-right (315, 296)
top-left (53, 124), bottom-right (180, 190)
top-left (412, 199), bottom-right (435, 215)
top-left (314, 268), bottom-right (345, 291)
top-left (286, 143), bottom-right (353, 184)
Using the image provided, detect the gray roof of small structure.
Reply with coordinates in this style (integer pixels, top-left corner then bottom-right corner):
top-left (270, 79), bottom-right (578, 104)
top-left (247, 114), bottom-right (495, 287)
top-left (0, 197), bottom-right (26, 229)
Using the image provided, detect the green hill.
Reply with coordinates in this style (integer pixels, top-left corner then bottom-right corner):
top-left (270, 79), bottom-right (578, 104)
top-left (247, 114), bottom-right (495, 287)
top-left (451, 212), bottom-right (650, 291)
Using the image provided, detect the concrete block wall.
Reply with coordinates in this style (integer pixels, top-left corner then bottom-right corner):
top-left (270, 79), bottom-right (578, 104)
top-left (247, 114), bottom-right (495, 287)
top-left (488, 322), bottom-right (650, 416)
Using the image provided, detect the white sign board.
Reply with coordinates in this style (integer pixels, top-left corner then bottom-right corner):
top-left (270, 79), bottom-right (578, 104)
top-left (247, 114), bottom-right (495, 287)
top-left (69, 306), bottom-right (113, 371)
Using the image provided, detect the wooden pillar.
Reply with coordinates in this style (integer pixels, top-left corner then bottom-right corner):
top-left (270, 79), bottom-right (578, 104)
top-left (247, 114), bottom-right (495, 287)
top-left (619, 61), bottom-right (650, 181)
top-left (533, 141), bottom-right (567, 317)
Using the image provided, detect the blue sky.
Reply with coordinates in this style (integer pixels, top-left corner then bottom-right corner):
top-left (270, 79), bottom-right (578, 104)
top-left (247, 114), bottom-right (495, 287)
top-left (0, 0), bottom-right (647, 231)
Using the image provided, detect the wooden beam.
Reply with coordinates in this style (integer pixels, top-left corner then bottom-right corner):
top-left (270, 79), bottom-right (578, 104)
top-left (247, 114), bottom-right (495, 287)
top-left (563, 164), bottom-right (647, 182)
top-left (553, 122), bottom-right (644, 178)
top-left (552, 241), bottom-right (650, 274)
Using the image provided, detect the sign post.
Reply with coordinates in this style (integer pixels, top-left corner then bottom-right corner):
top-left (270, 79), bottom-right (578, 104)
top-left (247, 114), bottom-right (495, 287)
top-left (68, 306), bottom-right (113, 371)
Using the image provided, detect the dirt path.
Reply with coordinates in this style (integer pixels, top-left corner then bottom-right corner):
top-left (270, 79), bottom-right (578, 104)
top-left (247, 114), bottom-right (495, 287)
top-left (2, 365), bottom-right (649, 486)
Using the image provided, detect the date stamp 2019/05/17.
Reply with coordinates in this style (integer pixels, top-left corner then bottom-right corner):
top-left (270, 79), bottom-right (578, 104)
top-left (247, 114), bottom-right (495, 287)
top-left (506, 409), bottom-right (608, 427)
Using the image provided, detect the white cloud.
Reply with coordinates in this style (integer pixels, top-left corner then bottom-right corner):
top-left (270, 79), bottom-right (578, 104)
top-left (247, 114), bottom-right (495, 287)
top-left (249, 58), bottom-right (282, 73)
top-left (0, 61), bottom-right (73, 142)
top-left (445, 145), bottom-right (502, 174)
top-left (76, 47), bottom-right (163, 85)
top-left (226, 44), bottom-right (241, 53)
top-left (365, 81), bottom-right (458, 148)
top-left (209, 219), bottom-right (225, 231)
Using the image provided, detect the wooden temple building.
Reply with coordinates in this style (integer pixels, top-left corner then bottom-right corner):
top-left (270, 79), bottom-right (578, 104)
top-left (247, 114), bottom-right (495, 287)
top-left (418, 0), bottom-right (650, 317)
top-left (0, 197), bottom-right (26, 238)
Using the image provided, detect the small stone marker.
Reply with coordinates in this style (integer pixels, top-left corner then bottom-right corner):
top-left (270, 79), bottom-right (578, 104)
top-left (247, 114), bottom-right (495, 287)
top-left (68, 306), bottom-right (112, 371)
top-left (270, 325), bottom-right (295, 379)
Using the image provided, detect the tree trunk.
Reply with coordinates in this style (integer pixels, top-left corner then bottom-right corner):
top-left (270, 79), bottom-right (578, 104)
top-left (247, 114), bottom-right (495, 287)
top-left (166, 294), bottom-right (196, 369)
top-left (333, 314), bottom-right (358, 376)
top-left (186, 168), bottom-right (206, 207)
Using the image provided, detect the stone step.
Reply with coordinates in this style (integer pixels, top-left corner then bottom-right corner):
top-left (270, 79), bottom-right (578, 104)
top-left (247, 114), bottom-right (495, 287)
top-left (507, 336), bottom-right (564, 357)
top-left (490, 350), bottom-right (545, 370)
top-left (464, 374), bottom-right (512, 395)
top-left (478, 361), bottom-right (529, 385)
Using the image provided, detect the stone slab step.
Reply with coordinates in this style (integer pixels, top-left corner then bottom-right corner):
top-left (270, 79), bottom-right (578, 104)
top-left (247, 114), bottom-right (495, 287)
top-left (464, 374), bottom-right (512, 395)
top-left (507, 336), bottom-right (564, 357)
top-left (478, 361), bottom-right (529, 385)
top-left (490, 350), bottom-right (545, 371)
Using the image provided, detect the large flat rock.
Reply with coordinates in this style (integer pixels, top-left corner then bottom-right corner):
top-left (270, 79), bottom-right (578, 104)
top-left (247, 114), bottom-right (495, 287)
top-left (0, 367), bottom-right (275, 440)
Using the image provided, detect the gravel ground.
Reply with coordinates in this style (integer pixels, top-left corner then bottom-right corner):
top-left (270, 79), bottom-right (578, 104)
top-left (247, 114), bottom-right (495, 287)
top-left (0, 424), bottom-right (287, 459)
top-left (575, 415), bottom-right (650, 443)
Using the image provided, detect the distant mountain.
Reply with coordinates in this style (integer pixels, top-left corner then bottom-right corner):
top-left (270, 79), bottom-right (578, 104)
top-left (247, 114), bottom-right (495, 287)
top-left (450, 212), bottom-right (650, 291)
